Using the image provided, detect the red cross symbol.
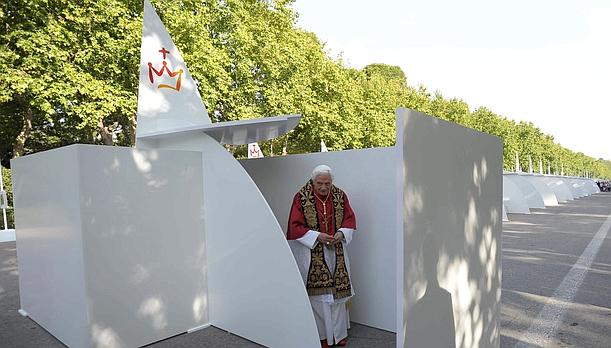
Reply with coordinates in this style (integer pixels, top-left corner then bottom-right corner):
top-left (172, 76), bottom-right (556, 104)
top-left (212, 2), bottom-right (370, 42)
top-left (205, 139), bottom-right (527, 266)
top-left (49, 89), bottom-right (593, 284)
top-left (159, 47), bottom-right (170, 60)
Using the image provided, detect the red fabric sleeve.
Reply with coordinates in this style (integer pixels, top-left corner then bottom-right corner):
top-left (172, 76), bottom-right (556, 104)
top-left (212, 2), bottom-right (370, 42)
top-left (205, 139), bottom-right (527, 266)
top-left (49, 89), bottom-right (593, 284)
top-left (287, 193), bottom-right (311, 240)
top-left (341, 193), bottom-right (357, 229)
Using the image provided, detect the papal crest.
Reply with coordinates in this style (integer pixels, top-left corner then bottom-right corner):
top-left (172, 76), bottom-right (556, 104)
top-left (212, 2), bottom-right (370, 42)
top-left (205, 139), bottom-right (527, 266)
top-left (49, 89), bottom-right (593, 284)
top-left (147, 47), bottom-right (183, 91)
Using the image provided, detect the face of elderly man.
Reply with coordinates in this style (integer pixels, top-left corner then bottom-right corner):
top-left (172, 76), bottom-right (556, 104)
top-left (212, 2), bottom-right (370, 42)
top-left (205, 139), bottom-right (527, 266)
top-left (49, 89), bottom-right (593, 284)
top-left (313, 173), bottom-right (332, 196)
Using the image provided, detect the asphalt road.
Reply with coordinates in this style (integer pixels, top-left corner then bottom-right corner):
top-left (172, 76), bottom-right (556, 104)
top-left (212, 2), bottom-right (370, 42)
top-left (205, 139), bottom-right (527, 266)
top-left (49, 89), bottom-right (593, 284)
top-left (501, 192), bottom-right (611, 347)
top-left (1, 193), bottom-right (610, 347)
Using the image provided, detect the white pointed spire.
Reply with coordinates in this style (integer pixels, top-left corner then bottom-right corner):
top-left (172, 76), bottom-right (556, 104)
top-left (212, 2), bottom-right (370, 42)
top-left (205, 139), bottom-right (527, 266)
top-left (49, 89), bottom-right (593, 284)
top-left (515, 152), bottom-right (520, 173)
top-left (320, 140), bottom-right (328, 152)
top-left (136, 0), bottom-right (211, 138)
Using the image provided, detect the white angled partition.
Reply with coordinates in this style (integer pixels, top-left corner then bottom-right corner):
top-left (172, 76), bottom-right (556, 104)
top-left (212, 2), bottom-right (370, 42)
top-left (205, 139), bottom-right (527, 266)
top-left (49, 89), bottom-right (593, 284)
top-left (398, 109), bottom-right (502, 348)
top-left (543, 176), bottom-right (574, 202)
top-left (504, 174), bottom-right (545, 209)
top-left (12, 145), bottom-right (207, 348)
top-left (585, 179), bottom-right (600, 194)
top-left (502, 176), bottom-right (530, 214)
top-left (522, 175), bottom-right (559, 207)
top-left (567, 178), bottom-right (589, 198)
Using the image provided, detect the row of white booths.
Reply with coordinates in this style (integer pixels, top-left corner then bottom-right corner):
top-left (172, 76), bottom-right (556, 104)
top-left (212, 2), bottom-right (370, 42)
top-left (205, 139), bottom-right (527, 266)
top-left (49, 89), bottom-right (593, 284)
top-left (502, 173), bottom-right (600, 219)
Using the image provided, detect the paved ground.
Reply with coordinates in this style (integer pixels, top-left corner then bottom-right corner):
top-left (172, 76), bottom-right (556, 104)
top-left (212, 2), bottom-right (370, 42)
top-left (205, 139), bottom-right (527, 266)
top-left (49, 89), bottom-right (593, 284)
top-left (1, 193), bottom-right (610, 347)
top-left (502, 193), bottom-right (611, 347)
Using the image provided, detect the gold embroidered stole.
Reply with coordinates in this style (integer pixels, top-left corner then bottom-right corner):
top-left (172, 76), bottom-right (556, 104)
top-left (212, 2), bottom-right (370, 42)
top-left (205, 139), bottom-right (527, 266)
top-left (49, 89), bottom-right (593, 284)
top-left (299, 180), bottom-right (352, 299)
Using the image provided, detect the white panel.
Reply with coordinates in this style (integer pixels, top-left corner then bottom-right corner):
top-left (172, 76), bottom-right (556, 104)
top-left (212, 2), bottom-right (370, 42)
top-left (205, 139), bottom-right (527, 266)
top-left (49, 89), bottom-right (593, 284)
top-left (77, 145), bottom-right (207, 347)
top-left (568, 178), bottom-right (588, 198)
top-left (502, 177), bottom-right (531, 214)
top-left (543, 176), bottom-right (573, 202)
top-left (504, 174), bottom-right (545, 208)
top-left (522, 175), bottom-right (559, 207)
top-left (11, 146), bottom-right (90, 348)
top-left (138, 114), bottom-right (301, 145)
top-left (147, 134), bottom-right (320, 348)
top-left (398, 109), bottom-right (502, 348)
top-left (584, 179), bottom-right (600, 194)
top-left (0, 229), bottom-right (15, 242)
top-left (240, 147), bottom-right (398, 332)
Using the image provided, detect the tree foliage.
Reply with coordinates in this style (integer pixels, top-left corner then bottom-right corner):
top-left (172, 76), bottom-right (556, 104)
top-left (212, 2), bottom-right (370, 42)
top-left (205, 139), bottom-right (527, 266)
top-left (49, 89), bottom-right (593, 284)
top-left (1, 0), bottom-right (609, 178)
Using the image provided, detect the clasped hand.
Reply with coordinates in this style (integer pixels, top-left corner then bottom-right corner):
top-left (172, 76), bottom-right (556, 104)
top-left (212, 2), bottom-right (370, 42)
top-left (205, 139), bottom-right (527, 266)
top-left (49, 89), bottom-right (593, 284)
top-left (317, 231), bottom-right (343, 245)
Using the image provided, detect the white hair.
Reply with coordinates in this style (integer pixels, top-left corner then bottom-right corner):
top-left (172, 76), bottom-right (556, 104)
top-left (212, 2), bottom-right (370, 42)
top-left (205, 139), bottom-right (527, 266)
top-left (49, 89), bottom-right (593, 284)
top-left (311, 164), bottom-right (334, 181)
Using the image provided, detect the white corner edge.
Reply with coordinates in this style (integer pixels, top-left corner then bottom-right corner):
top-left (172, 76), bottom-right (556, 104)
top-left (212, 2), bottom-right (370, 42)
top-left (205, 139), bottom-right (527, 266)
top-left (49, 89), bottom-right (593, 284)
top-left (187, 323), bottom-right (211, 334)
top-left (18, 309), bottom-right (28, 317)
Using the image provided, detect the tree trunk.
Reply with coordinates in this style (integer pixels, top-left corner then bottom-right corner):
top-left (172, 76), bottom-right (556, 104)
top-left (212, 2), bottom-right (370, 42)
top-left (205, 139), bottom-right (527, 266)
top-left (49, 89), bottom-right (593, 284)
top-left (128, 114), bottom-right (137, 147)
top-left (98, 118), bottom-right (113, 146)
top-left (12, 107), bottom-right (33, 158)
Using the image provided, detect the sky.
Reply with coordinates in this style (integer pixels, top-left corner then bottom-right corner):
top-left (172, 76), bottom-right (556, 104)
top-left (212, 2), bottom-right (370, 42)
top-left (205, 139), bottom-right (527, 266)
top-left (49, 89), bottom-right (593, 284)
top-left (292, 0), bottom-right (611, 160)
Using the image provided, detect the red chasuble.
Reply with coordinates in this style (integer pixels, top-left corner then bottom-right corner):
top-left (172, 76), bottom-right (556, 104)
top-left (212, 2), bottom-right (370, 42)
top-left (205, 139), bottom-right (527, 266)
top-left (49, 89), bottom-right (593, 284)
top-left (287, 185), bottom-right (357, 240)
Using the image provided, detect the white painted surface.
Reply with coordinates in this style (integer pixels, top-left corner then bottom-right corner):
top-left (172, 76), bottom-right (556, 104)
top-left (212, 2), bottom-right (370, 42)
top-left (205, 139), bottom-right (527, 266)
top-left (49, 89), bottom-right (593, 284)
top-left (584, 179), bottom-right (600, 194)
top-left (522, 175), bottom-right (559, 207)
top-left (0, 229), bottom-right (15, 242)
top-left (78, 145), bottom-right (207, 347)
top-left (504, 174), bottom-right (545, 209)
top-left (11, 145), bottom-right (207, 348)
top-left (136, 0), bottom-right (210, 137)
top-left (568, 178), bottom-right (589, 198)
top-left (543, 176), bottom-right (574, 202)
top-left (137, 114), bottom-right (301, 145)
top-left (11, 146), bottom-right (90, 348)
top-left (503, 177), bottom-right (531, 214)
top-left (398, 109), bottom-right (502, 348)
top-left (241, 147), bottom-right (398, 332)
top-left (516, 210), bottom-right (611, 347)
top-left (147, 133), bottom-right (320, 348)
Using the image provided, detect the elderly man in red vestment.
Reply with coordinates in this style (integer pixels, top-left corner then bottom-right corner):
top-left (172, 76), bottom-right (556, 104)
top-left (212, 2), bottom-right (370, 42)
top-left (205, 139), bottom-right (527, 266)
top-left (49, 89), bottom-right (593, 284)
top-left (287, 165), bottom-right (357, 348)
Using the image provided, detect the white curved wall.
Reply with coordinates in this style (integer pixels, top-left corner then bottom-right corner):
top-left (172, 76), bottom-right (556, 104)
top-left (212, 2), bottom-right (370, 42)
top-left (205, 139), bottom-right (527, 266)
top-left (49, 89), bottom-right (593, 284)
top-left (565, 178), bottom-right (584, 198)
top-left (543, 176), bottom-right (573, 202)
top-left (142, 135), bottom-right (320, 348)
top-left (503, 176), bottom-right (530, 214)
top-left (504, 174), bottom-right (545, 209)
top-left (585, 179), bottom-right (600, 194)
top-left (522, 175), bottom-right (559, 207)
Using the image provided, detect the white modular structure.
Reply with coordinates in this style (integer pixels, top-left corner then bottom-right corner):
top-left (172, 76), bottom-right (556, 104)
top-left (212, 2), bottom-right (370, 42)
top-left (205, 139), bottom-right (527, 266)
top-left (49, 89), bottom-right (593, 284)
top-left (585, 179), bottom-right (601, 194)
top-left (12, 142), bottom-right (320, 348)
top-left (521, 175), bottom-right (559, 207)
top-left (242, 147), bottom-right (398, 332)
top-left (566, 178), bottom-right (590, 198)
top-left (504, 174), bottom-right (545, 209)
top-left (543, 176), bottom-right (574, 202)
top-left (242, 108), bottom-right (503, 348)
top-left (12, 145), bottom-right (207, 348)
top-left (139, 133), bottom-right (320, 348)
top-left (502, 176), bottom-right (530, 214)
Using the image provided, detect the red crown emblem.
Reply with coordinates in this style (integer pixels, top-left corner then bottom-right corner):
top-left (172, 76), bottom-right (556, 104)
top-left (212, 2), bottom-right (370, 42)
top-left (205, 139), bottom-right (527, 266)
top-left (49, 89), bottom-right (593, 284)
top-left (147, 48), bottom-right (183, 91)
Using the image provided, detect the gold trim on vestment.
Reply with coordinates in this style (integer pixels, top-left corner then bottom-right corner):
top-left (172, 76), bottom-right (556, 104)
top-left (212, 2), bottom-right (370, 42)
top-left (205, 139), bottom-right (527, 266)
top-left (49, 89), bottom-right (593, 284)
top-left (299, 180), bottom-right (352, 300)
